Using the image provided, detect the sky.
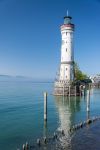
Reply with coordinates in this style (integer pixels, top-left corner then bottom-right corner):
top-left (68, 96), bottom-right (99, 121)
top-left (0, 0), bottom-right (100, 80)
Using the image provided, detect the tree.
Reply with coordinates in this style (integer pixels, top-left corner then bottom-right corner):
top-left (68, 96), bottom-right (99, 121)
top-left (74, 62), bottom-right (88, 81)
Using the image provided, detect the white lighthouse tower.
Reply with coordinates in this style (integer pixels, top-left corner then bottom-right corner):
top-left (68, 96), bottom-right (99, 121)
top-left (54, 14), bottom-right (75, 95)
top-left (59, 14), bottom-right (74, 83)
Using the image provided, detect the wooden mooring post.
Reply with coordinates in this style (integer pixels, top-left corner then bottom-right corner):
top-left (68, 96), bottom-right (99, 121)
top-left (69, 86), bottom-right (70, 97)
top-left (87, 90), bottom-right (90, 112)
top-left (83, 85), bottom-right (86, 97)
top-left (80, 85), bottom-right (82, 96)
top-left (75, 86), bottom-right (76, 96)
top-left (63, 84), bottom-right (64, 96)
top-left (44, 92), bottom-right (47, 121)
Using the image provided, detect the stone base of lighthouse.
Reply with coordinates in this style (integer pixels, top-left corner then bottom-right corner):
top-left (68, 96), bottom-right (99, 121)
top-left (53, 80), bottom-right (82, 96)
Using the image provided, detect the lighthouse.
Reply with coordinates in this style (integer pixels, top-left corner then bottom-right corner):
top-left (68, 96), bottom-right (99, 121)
top-left (54, 14), bottom-right (75, 95)
top-left (59, 15), bottom-right (75, 83)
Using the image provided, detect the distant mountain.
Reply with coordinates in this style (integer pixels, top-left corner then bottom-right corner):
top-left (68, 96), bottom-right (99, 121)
top-left (0, 74), bottom-right (12, 77)
top-left (0, 74), bottom-right (32, 81)
top-left (0, 74), bottom-right (54, 82)
top-left (15, 75), bottom-right (28, 78)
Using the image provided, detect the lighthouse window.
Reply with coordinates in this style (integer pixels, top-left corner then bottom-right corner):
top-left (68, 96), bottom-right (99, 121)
top-left (66, 48), bottom-right (67, 52)
top-left (66, 76), bottom-right (67, 78)
top-left (66, 32), bottom-right (67, 35)
top-left (66, 68), bottom-right (67, 70)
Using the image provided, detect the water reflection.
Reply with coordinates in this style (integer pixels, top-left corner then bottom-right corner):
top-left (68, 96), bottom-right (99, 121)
top-left (54, 96), bottom-right (81, 128)
top-left (86, 90), bottom-right (90, 120)
top-left (87, 110), bottom-right (90, 120)
top-left (43, 120), bottom-right (47, 137)
top-left (54, 96), bottom-right (81, 148)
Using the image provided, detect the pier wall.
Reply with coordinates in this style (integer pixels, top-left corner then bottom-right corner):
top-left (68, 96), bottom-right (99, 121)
top-left (53, 81), bottom-right (82, 96)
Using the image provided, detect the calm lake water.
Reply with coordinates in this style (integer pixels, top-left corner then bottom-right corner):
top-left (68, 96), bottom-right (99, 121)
top-left (0, 81), bottom-right (100, 150)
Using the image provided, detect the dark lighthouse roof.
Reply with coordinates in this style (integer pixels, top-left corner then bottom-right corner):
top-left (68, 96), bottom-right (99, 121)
top-left (64, 16), bottom-right (72, 19)
top-left (64, 15), bottom-right (72, 25)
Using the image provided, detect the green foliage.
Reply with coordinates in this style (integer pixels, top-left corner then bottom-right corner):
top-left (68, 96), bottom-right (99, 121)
top-left (74, 62), bottom-right (88, 81)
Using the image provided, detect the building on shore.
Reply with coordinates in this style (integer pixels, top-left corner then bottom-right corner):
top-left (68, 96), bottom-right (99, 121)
top-left (90, 75), bottom-right (100, 83)
top-left (88, 75), bottom-right (100, 88)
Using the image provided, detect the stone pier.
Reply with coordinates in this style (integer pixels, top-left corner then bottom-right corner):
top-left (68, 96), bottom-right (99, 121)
top-left (53, 80), bottom-right (82, 96)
